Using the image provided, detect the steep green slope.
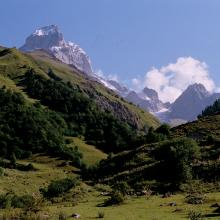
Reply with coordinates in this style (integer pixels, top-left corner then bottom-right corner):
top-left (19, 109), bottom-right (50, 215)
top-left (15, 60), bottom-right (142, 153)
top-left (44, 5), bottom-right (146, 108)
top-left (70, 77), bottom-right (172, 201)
top-left (0, 47), bottom-right (160, 155)
top-left (0, 48), bottom-right (159, 129)
top-left (172, 114), bottom-right (220, 140)
top-left (27, 49), bottom-right (160, 129)
top-left (0, 48), bottom-right (47, 79)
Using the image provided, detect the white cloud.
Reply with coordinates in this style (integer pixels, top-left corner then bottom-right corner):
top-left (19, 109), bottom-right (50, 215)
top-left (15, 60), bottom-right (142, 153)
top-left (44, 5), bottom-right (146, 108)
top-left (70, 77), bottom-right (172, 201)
top-left (133, 57), bottom-right (216, 103)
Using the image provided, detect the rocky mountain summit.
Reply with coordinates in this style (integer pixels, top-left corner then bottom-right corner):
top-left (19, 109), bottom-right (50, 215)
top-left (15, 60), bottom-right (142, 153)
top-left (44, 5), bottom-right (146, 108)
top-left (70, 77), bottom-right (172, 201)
top-left (169, 83), bottom-right (220, 121)
top-left (20, 25), bottom-right (93, 75)
top-left (125, 87), bottom-right (168, 113)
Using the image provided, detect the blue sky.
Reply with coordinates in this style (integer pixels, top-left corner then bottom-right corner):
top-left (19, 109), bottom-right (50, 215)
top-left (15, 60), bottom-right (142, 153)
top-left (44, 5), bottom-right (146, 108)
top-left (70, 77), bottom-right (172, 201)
top-left (1, 0), bottom-right (220, 101)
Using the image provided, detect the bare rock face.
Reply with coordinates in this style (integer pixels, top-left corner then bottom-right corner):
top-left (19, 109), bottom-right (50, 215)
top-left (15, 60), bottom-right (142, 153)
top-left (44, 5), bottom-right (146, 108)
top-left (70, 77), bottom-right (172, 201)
top-left (107, 80), bottom-right (129, 96)
top-left (125, 87), bottom-right (168, 113)
top-left (20, 25), bottom-right (93, 75)
top-left (169, 83), bottom-right (212, 121)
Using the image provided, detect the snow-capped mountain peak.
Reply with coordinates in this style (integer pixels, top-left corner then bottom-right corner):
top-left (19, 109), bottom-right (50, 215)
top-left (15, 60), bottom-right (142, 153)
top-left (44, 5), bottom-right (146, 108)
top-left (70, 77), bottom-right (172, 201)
top-left (20, 25), bottom-right (131, 93)
top-left (33, 25), bottom-right (59, 37)
top-left (20, 25), bottom-right (93, 75)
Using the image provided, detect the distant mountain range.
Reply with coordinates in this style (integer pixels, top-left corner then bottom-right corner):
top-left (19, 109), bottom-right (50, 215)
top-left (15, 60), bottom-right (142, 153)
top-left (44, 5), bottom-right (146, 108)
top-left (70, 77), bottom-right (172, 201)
top-left (20, 25), bottom-right (220, 125)
top-left (125, 83), bottom-right (220, 125)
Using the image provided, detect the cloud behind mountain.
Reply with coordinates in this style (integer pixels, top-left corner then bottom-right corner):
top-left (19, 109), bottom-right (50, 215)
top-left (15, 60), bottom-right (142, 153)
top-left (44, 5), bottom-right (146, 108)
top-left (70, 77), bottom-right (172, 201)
top-left (132, 57), bottom-right (216, 103)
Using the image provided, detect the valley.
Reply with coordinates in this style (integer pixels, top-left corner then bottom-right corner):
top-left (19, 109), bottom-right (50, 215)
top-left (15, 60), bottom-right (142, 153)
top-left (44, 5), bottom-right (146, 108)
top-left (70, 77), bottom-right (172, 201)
top-left (0, 24), bottom-right (219, 220)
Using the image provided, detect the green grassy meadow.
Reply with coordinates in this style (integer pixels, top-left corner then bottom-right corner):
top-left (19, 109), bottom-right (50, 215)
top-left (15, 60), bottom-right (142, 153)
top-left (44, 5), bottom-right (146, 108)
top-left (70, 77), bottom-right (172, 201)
top-left (0, 154), bottom-right (219, 219)
top-left (48, 192), bottom-right (220, 220)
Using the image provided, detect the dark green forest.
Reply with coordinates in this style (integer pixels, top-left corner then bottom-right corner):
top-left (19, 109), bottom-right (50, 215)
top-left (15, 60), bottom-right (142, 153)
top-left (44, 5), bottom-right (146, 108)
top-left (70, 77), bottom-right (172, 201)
top-left (21, 69), bottom-right (139, 153)
top-left (0, 86), bottom-right (84, 166)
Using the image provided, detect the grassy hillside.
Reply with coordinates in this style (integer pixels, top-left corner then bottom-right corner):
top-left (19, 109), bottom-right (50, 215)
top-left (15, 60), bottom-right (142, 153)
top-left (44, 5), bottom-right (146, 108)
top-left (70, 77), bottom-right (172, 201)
top-left (0, 75), bottom-right (36, 103)
top-left (0, 48), bottom-right (47, 79)
top-left (172, 114), bottom-right (220, 140)
top-left (28, 49), bottom-right (159, 128)
top-left (0, 154), bottom-right (77, 196)
top-left (2, 48), bottom-right (159, 130)
top-left (86, 118), bottom-right (220, 189)
top-left (66, 137), bottom-right (107, 165)
top-left (172, 100), bottom-right (220, 140)
top-left (0, 47), bottom-right (161, 156)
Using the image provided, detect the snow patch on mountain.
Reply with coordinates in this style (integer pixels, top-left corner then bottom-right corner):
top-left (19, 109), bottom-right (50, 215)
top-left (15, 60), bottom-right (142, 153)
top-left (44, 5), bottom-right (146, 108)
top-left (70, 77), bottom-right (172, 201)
top-left (20, 25), bottom-right (93, 75)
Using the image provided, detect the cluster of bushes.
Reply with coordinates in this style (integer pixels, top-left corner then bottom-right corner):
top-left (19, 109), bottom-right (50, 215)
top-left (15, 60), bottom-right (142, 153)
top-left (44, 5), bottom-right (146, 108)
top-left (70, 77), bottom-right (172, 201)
top-left (40, 177), bottom-right (79, 198)
top-left (144, 124), bottom-right (171, 144)
top-left (194, 162), bottom-right (220, 182)
top-left (102, 182), bottom-right (128, 206)
top-left (81, 124), bottom-right (172, 182)
top-left (153, 137), bottom-right (200, 183)
top-left (104, 191), bottom-right (125, 206)
top-left (0, 193), bottom-right (35, 209)
top-left (97, 211), bottom-right (105, 218)
top-left (21, 69), bottom-right (139, 153)
top-left (185, 193), bottom-right (206, 204)
top-left (84, 137), bottom-right (201, 191)
top-left (0, 86), bottom-right (83, 166)
top-left (0, 157), bottom-right (37, 172)
top-left (103, 181), bottom-right (151, 206)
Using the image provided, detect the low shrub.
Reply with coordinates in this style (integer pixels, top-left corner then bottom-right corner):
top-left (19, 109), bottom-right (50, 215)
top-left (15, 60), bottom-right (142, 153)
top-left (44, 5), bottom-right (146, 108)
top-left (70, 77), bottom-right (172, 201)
top-left (0, 167), bottom-right (4, 176)
top-left (133, 180), bottom-right (156, 192)
top-left (104, 191), bottom-right (125, 206)
top-left (97, 211), bottom-right (105, 218)
top-left (186, 193), bottom-right (206, 204)
top-left (94, 184), bottom-right (111, 192)
top-left (40, 177), bottom-right (79, 198)
top-left (16, 163), bottom-right (36, 171)
top-left (188, 210), bottom-right (204, 220)
top-left (112, 181), bottom-right (131, 196)
top-left (58, 211), bottom-right (67, 220)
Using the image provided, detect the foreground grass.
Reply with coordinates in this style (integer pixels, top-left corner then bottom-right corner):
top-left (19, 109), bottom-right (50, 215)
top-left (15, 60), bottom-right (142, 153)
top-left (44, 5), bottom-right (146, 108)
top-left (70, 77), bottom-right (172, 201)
top-left (47, 191), bottom-right (220, 220)
top-left (0, 154), bottom-right (77, 195)
top-left (1, 191), bottom-right (220, 219)
top-left (0, 155), bottom-right (219, 219)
